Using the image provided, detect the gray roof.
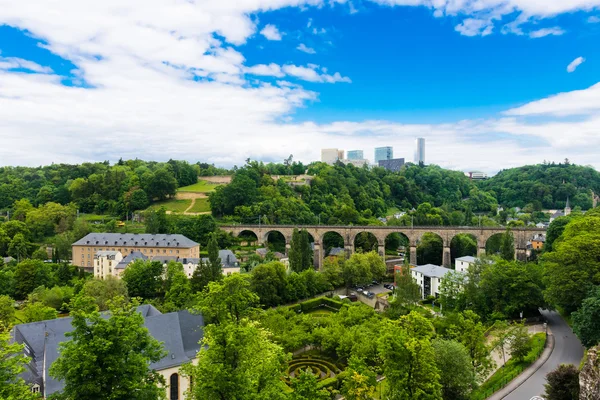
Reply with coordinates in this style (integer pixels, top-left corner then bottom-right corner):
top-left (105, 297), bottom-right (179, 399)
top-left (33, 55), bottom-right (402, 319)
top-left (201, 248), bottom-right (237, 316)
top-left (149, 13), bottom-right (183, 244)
top-left (94, 250), bottom-right (120, 259)
top-left (551, 210), bottom-right (565, 218)
top-left (455, 256), bottom-right (477, 263)
top-left (256, 248), bottom-right (268, 256)
top-left (73, 233), bottom-right (198, 248)
top-left (201, 250), bottom-right (239, 268)
top-left (115, 251), bottom-right (148, 269)
top-left (181, 257), bottom-right (201, 265)
top-left (13, 305), bottom-right (204, 397)
top-left (412, 264), bottom-right (454, 278)
top-left (152, 255), bottom-right (180, 263)
top-left (328, 247), bottom-right (345, 256)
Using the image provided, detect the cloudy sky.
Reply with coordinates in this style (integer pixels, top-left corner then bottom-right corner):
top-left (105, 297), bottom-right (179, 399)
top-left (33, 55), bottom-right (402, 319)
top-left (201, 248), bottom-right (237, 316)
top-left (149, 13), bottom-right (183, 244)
top-left (0, 0), bottom-right (599, 173)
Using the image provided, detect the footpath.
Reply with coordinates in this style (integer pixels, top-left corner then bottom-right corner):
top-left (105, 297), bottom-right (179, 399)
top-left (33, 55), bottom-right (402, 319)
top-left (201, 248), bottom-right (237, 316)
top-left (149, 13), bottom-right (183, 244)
top-left (487, 333), bottom-right (555, 400)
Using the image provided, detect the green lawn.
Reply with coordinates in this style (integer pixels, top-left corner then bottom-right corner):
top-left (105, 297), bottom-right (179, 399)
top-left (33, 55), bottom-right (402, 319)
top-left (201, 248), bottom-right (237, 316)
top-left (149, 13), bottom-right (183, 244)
top-left (178, 180), bottom-right (220, 193)
top-left (189, 198), bottom-right (211, 213)
top-left (148, 199), bottom-right (192, 213)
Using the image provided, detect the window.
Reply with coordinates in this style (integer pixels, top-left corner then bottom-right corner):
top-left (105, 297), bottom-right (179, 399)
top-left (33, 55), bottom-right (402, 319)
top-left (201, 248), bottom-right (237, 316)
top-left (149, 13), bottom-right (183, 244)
top-left (170, 373), bottom-right (179, 400)
top-left (176, 250), bottom-right (179, 254)
top-left (170, 250), bottom-right (173, 254)
top-left (163, 250), bottom-right (166, 254)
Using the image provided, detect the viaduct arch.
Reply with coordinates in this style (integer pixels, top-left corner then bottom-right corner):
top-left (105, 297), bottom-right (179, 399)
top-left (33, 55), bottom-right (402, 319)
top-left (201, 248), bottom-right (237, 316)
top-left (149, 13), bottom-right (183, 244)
top-left (220, 225), bottom-right (546, 269)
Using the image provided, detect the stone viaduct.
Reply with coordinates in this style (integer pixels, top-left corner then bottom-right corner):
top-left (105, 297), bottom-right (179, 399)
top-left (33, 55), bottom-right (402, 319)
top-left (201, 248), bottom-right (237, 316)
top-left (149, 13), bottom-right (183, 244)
top-left (220, 225), bottom-right (546, 269)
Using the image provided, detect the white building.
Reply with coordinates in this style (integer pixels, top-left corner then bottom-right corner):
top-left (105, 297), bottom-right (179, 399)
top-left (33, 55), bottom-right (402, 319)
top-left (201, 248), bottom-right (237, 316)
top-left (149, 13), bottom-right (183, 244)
top-left (93, 251), bottom-right (124, 279)
top-left (411, 264), bottom-right (454, 299)
top-left (341, 158), bottom-right (369, 167)
top-left (321, 148), bottom-right (344, 165)
top-left (455, 256), bottom-right (478, 273)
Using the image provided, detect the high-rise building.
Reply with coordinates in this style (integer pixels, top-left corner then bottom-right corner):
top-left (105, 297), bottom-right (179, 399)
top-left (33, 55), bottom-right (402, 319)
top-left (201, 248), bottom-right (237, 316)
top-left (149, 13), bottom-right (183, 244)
top-left (374, 146), bottom-right (393, 164)
top-left (379, 158), bottom-right (405, 172)
top-left (415, 138), bottom-right (425, 164)
top-left (347, 150), bottom-right (364, 160)
top-left (321, 148), bottom-right (343, 165)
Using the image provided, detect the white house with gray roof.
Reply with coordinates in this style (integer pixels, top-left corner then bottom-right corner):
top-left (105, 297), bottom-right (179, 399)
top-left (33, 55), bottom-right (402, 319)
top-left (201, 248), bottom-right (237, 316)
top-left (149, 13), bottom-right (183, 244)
top-left (12, 304), bottom-right (204, 399)
top-left (455, 256), bottom-right (479, 273)
top-left (411, 264), bottom-right (456, 299)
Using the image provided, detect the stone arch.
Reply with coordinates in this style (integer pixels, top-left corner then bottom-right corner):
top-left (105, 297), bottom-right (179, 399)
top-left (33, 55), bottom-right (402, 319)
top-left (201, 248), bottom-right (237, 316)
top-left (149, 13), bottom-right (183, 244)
top-left (321, 231), bottom-right (345, 257)
top-left (354, 231), bottom-right (380, 254)
top-left (264, 230), bottom-right (287, 253)
top-left (237, 229), bottom-right (259, 246)
top-left (485, 232), bottom-right (512, 258)
top-left (450, 233), bottom-right (478, 266)
top-left (384, 231), bottom-right (410, 259)
top-left (416, 231), bottom-right (445, 267)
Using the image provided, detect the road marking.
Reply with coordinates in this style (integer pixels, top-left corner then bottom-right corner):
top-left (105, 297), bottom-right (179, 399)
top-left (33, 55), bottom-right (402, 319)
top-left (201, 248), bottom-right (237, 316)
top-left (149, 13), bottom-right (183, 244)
top-left (530, 397), bottom-right (545, 400)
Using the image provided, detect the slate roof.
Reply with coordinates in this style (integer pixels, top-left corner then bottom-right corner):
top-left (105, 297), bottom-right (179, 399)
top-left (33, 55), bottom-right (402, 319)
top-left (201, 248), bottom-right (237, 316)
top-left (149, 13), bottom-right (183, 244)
top-left (73, 233), bottom-right (198, 248)
top-left (412, 264), bottom-right (455, 278)
top-left (94, 250), bottom-right (120, 259)
top-left (455, 256), bottom-right (477, 263)
top-left (152, 255), bottom-right (180, 263)
top-left (13, 305), bottom-right (204, 397)
top-left (115, 251), bottom-right (147, 269)
top-left (201, 250), bottom-right (239, 268)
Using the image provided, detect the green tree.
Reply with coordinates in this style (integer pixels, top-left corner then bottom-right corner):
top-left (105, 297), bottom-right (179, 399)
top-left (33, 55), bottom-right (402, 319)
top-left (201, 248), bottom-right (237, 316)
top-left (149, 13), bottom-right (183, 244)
top-left (251, 262), bottom-right (288, 307)
top-left (163, 263), bottom-right (192, 311)
top-left (13, 260), bottom-right (54, 300)
top-left (121, 260), bottom-right (164, 299)
top-left (182, 320), bottom-right (288, 400)
top-left (8, 233), bottom-right (28, 262)
top-left (0, 331), bottom-right (39, 400)
top-left (321, 256), bottom-right (344, 288)
top-left (341, 357), bottom-right (378, 400)
top-left (431, 339), bottom-right (475, 400)
top-left (342, 252), bottom-right (385, 287)
top-left (543, 215), bottom-right (600, 313)
top-left (499, 228), bottom-right (515, 261)
top-left (50, 296), bottom-right (166, 400)
top-left (389, 264), bottom-right (421, 314)
top-left (291, 370), bottom-right (330, 400)
top-left (0, 295), bottom-right (15, 326)
top-left (543, 364), bottom-right (580, 400)
top-left (417, 233), bottom-right (443, 265)
top-left (22, 302), bottom-right (58, 323)
top-left (206, 234), bottom-right (223, 283)
top-left (195, 274), bottom-right (259, 325)
top-left (289, 229), bottom-right (313, 273)
top-left (32, 248), bottom-right (48, 261)
top-left (572, 287), bottom-right (600, 348)
top-left (80, 277), bottom-right (129, 311)
top-left (509, 323), bottom-right (532, 362)
top-left (145, 207), bottom-right (169, 234)
top-left (378, 313), bottom-right (443, 400)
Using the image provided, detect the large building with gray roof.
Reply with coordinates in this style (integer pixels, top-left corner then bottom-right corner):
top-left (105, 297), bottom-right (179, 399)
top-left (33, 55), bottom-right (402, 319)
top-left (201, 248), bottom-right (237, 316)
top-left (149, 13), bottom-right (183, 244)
top-left (12, 304), bottom-right (204, 399)
top-left (72, 233), bottom-right (199, 271)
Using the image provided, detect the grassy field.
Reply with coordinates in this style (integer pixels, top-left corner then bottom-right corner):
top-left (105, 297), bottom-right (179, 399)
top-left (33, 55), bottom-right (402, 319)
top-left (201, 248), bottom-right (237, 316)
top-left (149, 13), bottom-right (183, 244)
top-left (178, 180), bottom-right (220, 193)
top-left (148, 199), bottom-right (192, 213)
top-left (189, 198), bottom-right (211, 213)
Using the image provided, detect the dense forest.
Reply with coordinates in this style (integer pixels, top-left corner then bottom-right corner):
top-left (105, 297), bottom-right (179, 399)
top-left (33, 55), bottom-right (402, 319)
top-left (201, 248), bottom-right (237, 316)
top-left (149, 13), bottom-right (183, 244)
top-left (478, 161), bottom-right (600, 209)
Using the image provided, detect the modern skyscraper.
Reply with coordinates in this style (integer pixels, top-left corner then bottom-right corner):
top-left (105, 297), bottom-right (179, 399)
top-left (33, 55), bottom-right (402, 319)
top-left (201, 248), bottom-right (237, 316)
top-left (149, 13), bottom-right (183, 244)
top-left (374, 146), bottom-right (393, 164)
top-left (415, 138), bottom-right (425, 164)
top-left (347, 150), bottom-right (364, 160)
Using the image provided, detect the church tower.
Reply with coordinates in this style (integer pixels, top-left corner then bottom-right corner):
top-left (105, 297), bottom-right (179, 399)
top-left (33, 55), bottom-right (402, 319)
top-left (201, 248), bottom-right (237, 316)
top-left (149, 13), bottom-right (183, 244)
top-left (565, 197), bottom-right (572, 216)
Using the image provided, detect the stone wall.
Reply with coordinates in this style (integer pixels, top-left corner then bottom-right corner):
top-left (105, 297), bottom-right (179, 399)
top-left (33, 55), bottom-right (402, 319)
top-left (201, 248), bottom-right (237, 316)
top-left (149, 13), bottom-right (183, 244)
top-left (580, 346), bottom-right (600, 400)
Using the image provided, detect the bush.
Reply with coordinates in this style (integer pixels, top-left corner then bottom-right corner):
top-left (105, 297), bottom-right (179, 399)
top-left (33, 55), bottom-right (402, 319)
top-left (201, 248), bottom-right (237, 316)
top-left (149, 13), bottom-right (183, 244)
top-left (298, 297), bottom-right (345, 313)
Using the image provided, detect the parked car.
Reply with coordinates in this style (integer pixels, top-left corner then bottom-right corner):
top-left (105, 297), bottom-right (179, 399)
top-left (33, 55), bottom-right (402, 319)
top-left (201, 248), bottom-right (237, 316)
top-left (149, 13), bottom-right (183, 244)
top-left (356, 287), bottom-right (364, 292)
top-left (349, 292), bottom-right (358, 302)
top-left (366, 292), bottom-right (375, 299)
top-left (372, 280), bottom-right (379, 285)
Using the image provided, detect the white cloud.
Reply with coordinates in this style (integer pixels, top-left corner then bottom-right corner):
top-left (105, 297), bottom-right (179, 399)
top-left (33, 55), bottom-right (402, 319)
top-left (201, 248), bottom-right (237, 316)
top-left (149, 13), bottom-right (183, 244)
top-left (0, 0), bottom-right (600, 173)
top-left (455, 19), bottom-right (494, 36)
top-left (0, 56), bottom-right (53, 73)
top-left (567, 56), bottom-right (586, 73)
top-left (589, 16), bottom-right (600, 23)
top-left (260, 24), bottom-right (283, 41)
top-left (529, 27), bottom-right (565, 38)
top-left (297, 43), bottom-right (316, 54)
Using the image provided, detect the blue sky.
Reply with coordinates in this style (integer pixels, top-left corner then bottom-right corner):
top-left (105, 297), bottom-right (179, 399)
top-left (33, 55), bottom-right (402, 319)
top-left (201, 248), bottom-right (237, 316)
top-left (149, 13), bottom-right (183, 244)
top-left (0, 0), bottom-right (599, 173)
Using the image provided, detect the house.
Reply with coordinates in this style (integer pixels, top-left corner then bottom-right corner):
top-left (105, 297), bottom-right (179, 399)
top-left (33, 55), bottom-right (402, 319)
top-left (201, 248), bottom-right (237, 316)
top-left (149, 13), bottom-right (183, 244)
top-left (549, 210), bottom-right (564, 223)
top-left (328, 247), bottom-right (345, 257)
top-left (256, 248), bottom-right (269, 258)
top-left (411, 264), bottom-right (455, 299)
top-left (201, 250), bottom-right (241, 275)
top-left (531, 235), bottom-right (545, 251)
top-left (93, 251), bottom-right (124, 279)
top-left (72, 233), bottom-right (199, 272)
top-left (455, 256), bottom-right (478, 273)
top-left (535, 222), bottom-right (548, 229)
top-left (12, 304), bottom-right (204, 399)
top-left (114, 251), bottom-right (148, 275)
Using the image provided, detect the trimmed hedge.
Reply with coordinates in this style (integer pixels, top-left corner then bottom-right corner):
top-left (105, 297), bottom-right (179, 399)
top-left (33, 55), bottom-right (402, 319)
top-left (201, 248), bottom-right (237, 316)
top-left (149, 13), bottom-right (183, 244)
top-left (299, 297), bottom-right (345, 313)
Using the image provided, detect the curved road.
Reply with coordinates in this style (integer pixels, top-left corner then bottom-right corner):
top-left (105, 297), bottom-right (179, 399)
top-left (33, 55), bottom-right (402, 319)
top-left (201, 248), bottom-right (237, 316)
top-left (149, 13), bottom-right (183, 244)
top-left (503, 310), bottom-right (584, 400)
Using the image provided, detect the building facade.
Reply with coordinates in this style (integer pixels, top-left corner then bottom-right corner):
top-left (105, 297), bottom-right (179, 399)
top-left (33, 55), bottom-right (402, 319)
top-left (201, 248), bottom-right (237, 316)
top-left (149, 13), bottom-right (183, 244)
top-left (321, 148), bottom-right (345, 165)
top-left (411, 264), bottom-right (454, 299)
top-left (13, 305), bottom-right (204, 400)
top-left (93, 251), bottom-right (124, 279)
top-left (415, 138), bottom-right (425, 164)
top-left (347, 150), bottom-right (364, 160)
top-left (72, 233), bottom-right (199, 271)
top-left (342, 158), bottom-right (369, 167)
top-left (374, 146), bottom-right (393, 164)
top-left (378, 158), bottom-right (405, 172)
top-left (455, 256), bottom-right (477, 273)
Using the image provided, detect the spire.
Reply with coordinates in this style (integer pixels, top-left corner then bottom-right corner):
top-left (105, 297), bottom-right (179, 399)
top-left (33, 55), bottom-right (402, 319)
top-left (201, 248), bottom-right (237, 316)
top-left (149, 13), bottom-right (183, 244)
top-left (565, 197), bottom-right (571, 216)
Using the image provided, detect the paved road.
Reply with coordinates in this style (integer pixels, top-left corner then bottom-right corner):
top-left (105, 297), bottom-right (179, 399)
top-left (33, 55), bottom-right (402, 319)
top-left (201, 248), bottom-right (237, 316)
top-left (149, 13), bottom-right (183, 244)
top-left (503, 309), bottom-right (584, 400)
